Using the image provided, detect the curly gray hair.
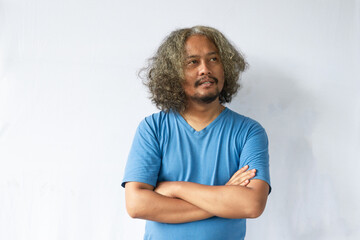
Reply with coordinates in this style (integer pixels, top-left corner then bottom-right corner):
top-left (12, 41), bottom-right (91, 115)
top-left (140, 25), bottom-right (248, 112)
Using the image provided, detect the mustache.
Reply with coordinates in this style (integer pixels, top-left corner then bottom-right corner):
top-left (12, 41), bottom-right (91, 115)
top-left (194, 76), bottom-right (219, 87)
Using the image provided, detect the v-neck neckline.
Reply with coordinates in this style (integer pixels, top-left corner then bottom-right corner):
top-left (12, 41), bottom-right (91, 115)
top-left (174, 107), bottom-right (229, 135)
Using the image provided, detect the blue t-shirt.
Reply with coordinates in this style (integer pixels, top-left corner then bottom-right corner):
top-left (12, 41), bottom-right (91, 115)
top-left (122, 107), bottom-right (271, 240)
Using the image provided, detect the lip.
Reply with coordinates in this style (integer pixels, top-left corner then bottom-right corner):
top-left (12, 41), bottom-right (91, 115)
top-left (200, 81), bottom-right (214, 86)
top-left (200, 77), bottom-right (214, 84)
top-left (197, 77), bottom-right (216, 86)
top-left (200, 82), bottom-right (214, 88)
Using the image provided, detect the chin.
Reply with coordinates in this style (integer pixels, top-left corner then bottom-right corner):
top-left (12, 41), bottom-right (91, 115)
top-left (191, 92), bottom-right (220, 104)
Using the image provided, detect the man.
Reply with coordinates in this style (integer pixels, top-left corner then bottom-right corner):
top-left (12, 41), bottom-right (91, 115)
top-left (122, 26), bottom-right (271, 240)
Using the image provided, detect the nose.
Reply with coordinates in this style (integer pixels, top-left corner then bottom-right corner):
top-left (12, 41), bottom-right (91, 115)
top-left (199, 61), bottom-right (211, 76)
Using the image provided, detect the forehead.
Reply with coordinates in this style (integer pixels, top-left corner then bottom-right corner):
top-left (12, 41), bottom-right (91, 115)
top-left (184, 35), bottom-right (219, 56)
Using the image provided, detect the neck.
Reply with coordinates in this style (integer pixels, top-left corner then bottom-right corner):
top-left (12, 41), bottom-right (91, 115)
top-left (180, 99), bottom-right (225, 131)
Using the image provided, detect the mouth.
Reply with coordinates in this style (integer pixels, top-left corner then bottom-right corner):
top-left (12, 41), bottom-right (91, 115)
top-left (195, 76), bottom-right (218, 87)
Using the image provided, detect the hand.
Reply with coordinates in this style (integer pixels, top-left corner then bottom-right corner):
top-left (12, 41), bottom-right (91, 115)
top-left (154, 181), bottom-right (178, 198)
top-left (225, 165), bottom-right (256, 186)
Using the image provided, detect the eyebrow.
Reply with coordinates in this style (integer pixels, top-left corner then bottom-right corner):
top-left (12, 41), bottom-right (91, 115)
top-left (185, 51), bottom-right (219, 60)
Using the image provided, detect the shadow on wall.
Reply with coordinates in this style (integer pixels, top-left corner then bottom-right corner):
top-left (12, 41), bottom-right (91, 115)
top-left (229, 61), bottom-right (343, 238)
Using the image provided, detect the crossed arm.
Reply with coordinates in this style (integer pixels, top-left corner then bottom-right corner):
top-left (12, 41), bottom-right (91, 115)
top-left (125, 165), bottom-right (269, 224)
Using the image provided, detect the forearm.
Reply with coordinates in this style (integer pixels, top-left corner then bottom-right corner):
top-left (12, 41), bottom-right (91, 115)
top-left (171, 181), bottom-right (268, 219)
top-left (125, 184), bottom-right (213, 223)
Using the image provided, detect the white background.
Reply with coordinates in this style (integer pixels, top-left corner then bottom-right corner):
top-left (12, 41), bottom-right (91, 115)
top-left (1, 0), bottom-right (360, 239)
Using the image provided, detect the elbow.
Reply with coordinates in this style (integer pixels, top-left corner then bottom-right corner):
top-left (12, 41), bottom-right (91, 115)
top-left (125, 191), bottom-right (146, 219)
top-left (126, 199), bottom-right (147, 219)
top-left (125, 198), bottom-right (137, 218)
top-left (126, 202), bottom-right (139, 219)
top-left (221, 201), bottom-right (266, 219)
top-left (246, 208), bottom-right (264, 219)
top-left (126, 192), bottom-right (157, 220)
top-left (246, 201), bottom-right (266, 219)
top-left (125, 182), bottom-right (154, 219)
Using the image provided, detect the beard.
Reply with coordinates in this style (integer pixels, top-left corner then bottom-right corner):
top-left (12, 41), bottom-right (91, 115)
top-left (189, 76), bottom-right (220, 104)
top-left (189, 88), bottom-right (220, 104)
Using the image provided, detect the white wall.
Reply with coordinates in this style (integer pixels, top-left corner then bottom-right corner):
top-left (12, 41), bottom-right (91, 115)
top-left (1, 0), bottom-right (359, 239)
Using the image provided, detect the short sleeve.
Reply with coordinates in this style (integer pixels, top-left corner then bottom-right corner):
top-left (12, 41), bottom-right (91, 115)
top-left (239, 122), bottom-right (271, 193)
top-left (121, 118), bottom-right (162, 188)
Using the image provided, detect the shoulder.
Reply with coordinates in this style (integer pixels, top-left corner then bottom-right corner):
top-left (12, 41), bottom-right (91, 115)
top-left (137, 110), bottom-right (174, 136)
top-left (225, 108), bottom-right (267, 142)
top-left (225, 108), bottom-right (265, 132)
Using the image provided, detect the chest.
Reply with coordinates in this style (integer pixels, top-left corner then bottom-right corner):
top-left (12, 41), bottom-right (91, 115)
top-left (157, 128), bottom-right (242, 185)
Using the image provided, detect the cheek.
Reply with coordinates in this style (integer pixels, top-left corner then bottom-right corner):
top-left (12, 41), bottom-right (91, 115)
top-left (182, 78), bottom-right (192, 88)
top-left (219, 81), bottom-right (225, 91)
top-left (182, 81), bottom-right (193, 95)
top-left (217, 65), bottom-right (225, 80)
top-left (218, 70), bottom-right (225, 88)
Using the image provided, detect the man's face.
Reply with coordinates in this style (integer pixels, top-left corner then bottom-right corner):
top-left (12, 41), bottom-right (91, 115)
top-left (182, 35), bottom-right (225, 104)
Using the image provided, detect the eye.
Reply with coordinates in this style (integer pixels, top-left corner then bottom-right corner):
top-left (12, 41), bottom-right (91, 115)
top-left (187, 59), bottom-right (198, 65)
top-left (210, 57), bottom-right (218, 61)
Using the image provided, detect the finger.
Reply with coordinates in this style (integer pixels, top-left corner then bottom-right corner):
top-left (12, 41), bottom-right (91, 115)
top-left (226, 166), bottom-right (256, 186)
top-left (241, 168), bottom-right (256, 178)
top-left (230, 175), bottom-right (252, 186)
top-left (245, 169), bottom-right (256, 178)
top-left (237, 165), bottom-right (249, 174)
top-left (239, 169), bottom-right (256, 182)
top-left (227, 174), bottom-right (250, 186)
top-left (239, 179), bottom-right (249, 187)
top-left (228, 165), bottom-right (249, 181)
top-left (233, 165), bottom-right (249, 176)
top-left (229, 169), bottom-right (257, 186)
